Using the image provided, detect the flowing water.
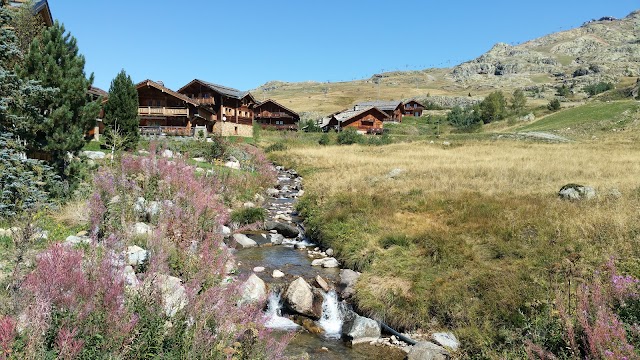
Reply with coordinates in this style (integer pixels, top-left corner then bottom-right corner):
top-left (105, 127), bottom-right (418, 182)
top-left (318, 291), bottom-right (343, 339)
top-left (264, 292), bottom-right (299, 330)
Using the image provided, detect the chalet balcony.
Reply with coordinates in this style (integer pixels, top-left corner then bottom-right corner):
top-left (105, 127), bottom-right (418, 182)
top-left (138, 106), bottom-right (189, 117)
top-left (194, 97), bottom-right (215, 105)
top-left (255, 112), bottom-right (295, 119)
top-left (139, 126), bottom-right (195, 137)
top-left (259, 124), bottom-right (298, 131)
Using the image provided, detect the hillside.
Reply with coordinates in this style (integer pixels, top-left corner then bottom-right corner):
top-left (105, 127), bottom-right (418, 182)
top-left (253, 10), bottom-right (640, 115)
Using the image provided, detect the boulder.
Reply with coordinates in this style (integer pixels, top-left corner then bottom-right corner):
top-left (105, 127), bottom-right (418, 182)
top-left (322, 258), bottom-right (339, 268)
top-left (387, 168), bottom-right (404, 179)
top-left (315, 275), bottom-right (331, 292)
top-left (432, 332), bottom-right (460, 351)
top-left (81, 150), bottom-right (106, 160)
top-left (161, 149), bottom-right (174, 158)
top-left (270, 233), bottom-right (284, 245)
top-left (285, 277), bottom-right (319, 318)
top-left (325, 248), bottom-right (334, 256)
top-left (232, 233), bottom-right (258, 249)
top-left (155, 274), bottom-right (187, 317)
top-left (253, 193), bottom-right (266, 204)
top-left (253, 266), bottom-right (265, 273)
top-left (558, 183), bottom-right (596, 201)
top-left (266, 188), bottom-right (280, 197)
top-left (338, 269), bottom-right (361, 299)
top-left (342, 309), bottom-right (381, 341)
top-left (240, 274), bottom-right (267, 304)
top-left (272, 270), bottom-right (285, 278)
top-left (64, 235), bottom-right (91, 246)
top-left (221, 225), bottom-right (232, 238)
top-left (123, 265), bottom-right (139, 287)
top-left (265, 221), bottom-right (299, 238)
top-left (225, 160), bottom-right (240, 170)
top-left (133, 222), bottom-right (153, 236)
top-left (146, 201), bottom-right (161, 219)
top-left (126, 245), bottom-right (149, 267)
top-left (243, 201), bottom-right (256, 208)
top-left (407, 341), bottom-right (450, 360)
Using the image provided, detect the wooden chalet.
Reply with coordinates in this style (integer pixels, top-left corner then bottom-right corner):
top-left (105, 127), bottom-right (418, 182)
top-left (254, 99), bottom-right (300, 130)
top-left (87, 86), bottom-right (108, 140)
top-left (3, 0), bottom-right (53, 26)
top-left (137, 80), bottom-right (215, 137)
top-left (178, 79), bottom-right (256, 137)
top-left (328, 106), bottom-right (387, 134)
top-left (403, 100), bottom-right (426, 117)
top-left (354, 101), bottom-right (403, 122)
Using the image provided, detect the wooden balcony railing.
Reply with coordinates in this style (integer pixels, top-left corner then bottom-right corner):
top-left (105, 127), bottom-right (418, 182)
top-left (139, 126), bottom-right (195, 137)
top-left (138, 107), bottom-right (189, 116)
top-left (194, 97), bottom-right (215, 105)
top-left (256, 112), bottom-right (294, 119)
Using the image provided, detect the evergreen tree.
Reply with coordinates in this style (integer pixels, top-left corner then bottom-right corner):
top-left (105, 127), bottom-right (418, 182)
top-left (103, 69), bottom-right (139, 150)
top-left (478, 91), bottom-right (506, 124)
top-left (510, 89), bottom-right (527, 114)
top-left (17, 21), bottom-right (100, 179)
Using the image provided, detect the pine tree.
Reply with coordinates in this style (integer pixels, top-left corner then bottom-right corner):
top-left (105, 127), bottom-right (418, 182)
top-left (17, 21), bottom-right (100, 179)
top-left (103, 69), bottom-right (139, 150)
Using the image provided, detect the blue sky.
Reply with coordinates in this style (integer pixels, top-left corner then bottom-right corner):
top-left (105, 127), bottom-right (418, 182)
top-left (50, 0), bottom-right (638, 92)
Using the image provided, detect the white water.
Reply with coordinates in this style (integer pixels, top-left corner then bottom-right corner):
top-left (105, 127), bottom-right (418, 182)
top-left (264, 292), bottom-right (299, 330)
top-left (317, 291), bottom-right (343, 339)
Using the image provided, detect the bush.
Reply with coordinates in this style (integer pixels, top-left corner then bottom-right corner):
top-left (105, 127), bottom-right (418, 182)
top-left (366, 133), bottom-right (392, 146)
top-left (319, 133), bottom-right (330, 145)
top-left (447, 106), bottom-right (481, 129)
top-left (556, 84), bottom-right (571, 97)
top-left (302, 119), bottom-right (322, 132)
top-left (336, 127), bottom-right (363, 145)
top-left (584, 82), bottom-right (614, 97)
top-left (264, 142), bottom-right (288, 153)
top-left (230, 207), bottom-right (267, 225)
top-left (547, 98), bottom-right (561, 111)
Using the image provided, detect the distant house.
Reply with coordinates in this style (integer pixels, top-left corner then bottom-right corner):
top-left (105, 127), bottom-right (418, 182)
top-left (254, 99), bottom-right (300, 130)
top-left (87, 86), bottom-right (108, 140)
top-left (137, 79), bottom-right (215, 137)
top-left (353, 100), bottom-right (403, 122)
top-left (178, 79), bottom-right (256, 137)
top-left (327, 106), bottom-right (387, 134)
top-left (4, 0), bottom-right (53, 26)
top-left (403, 100), bottom-right (426, 117)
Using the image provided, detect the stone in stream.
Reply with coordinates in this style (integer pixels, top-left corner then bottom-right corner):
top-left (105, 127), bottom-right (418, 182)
top-left (284, 277), bottom-right (321, 319)
top-left (326, 248), bottom-right (334, 256)
top-left (272, 269), bottom-right (285, 278)
top-left (339, 269), bottom-right (361, 299)
top-left (311, 258), bottom-right (326, 266)
top-left (232, 234), bottom-right (258, 249)
top-left (322, 257), bottom-right (339, 268)
top-left (270, 233), bottom-right (284, 245)
top-left (264, 221), bottom-right (299, 238)
top-left (342, 309), bottom-right (381, 341)
top-left (315, 275), bottom-right (331, 292)
top-left (253, 266), bottom-right (265, 273)
top-left (240, 274), bottom-right (267, 304)
top-left (266, 188), bottom-right (280, 197)
top-left (407, 341), bottom-right (450, 360)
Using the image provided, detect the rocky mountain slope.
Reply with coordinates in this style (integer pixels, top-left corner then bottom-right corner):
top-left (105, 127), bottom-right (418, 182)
top-left (254, 10), bottom-right (640, 114)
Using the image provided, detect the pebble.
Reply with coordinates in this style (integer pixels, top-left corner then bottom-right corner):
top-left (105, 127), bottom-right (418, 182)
top-left (253, 266), bottom-right (265, 273)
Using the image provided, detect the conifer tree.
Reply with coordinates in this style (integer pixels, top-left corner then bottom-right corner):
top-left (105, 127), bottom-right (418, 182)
top-left (103, 69), bottom-right (139, 150)
top-left (17, 21), bottom-right (100, 179)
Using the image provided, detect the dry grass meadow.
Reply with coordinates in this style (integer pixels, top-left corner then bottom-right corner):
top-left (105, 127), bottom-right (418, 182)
top-left (271, 139), bottom-right (640, 356)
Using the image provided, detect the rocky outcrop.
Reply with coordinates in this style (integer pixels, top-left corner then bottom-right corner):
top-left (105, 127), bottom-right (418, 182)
top-left (558, 183), bottom-right (596, 201)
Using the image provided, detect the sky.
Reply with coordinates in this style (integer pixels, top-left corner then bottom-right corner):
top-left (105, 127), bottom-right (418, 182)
top-left (49, 0), bottom-right (639, 92)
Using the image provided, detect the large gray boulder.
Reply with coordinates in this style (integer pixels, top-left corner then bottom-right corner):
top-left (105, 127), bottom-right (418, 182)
top-left (82, 150), bottom-right (106, 160)
top-left (285, 277), bottom-right (319, 318)
top-left (240, 274), bottom-right (267, 304)
top-left (558, 183), bottom-right (596, 201)
top-left (341, 309), bottom-right (381, 341)
top-left (432, 332), bottom-right (460, 351)
top-left (338, 269), bottom-right (361, 299)
top-left (126, 245), bottom-right (149, 267)
top-left (407, 341), bottom-right (450, 360)
top-left (155, 274), bottom-right (187, 317)
top-left (265, 221), bottom-right (299, 238)
top-left (232, 233), bottom-right (258, 249)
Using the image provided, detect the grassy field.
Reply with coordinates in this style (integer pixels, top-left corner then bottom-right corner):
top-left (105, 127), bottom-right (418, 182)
top-left (268, 135), bottom-right (640, 356)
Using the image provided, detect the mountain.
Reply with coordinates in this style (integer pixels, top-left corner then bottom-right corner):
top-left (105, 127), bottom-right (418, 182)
top-left (253, 10), bottom-right (640, 115)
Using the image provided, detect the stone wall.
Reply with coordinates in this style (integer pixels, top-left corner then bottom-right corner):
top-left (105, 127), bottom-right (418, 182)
top-left (213, 122), bottom-right (253, 138)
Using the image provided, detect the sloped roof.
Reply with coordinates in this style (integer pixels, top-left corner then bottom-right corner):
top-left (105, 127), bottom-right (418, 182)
top-left (136, 79), bottom-right (199, 107)
top-left (255, 99), bottom-right (299, 117)
top-left (404, 99), bottom-right (426, 107)
top-left (354, 100), bottom-right (402, 111)
top-left (179, 79), bottom-right (252, 100)
top-left (88, 86), bottom-right (108, 98)
top-left (333, 106), bottom-right (388, 123)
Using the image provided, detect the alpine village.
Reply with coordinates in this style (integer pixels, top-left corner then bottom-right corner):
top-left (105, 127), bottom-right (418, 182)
top-left (1, 0), bottom-right (640, 359)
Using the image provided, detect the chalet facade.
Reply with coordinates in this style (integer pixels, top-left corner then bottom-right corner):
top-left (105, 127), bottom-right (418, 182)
top-left (403, 100), bottom-right (426, 117)
top-left (328, 106), bottom-right (387, 134)
top-left (354, 101), bottom-right (403, 122)
top-left (254, 99), bottom-right (300, 130)
top-left (4, 0), bottom-right (53, 26)
top-left (178, 79), bottom-right (256, 137)
top-left (137, 80), bottom-right (214, 137)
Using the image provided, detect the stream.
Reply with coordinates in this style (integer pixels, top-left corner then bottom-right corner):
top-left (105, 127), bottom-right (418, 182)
top-left (233, 167), bottom-right (407, 360)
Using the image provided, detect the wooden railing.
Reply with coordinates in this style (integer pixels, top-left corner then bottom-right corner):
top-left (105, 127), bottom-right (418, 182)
top-left (139, 126), bottom-right (195, 137)
top-left (194, 98), bottom-right (215, 105)
top-left (256, 112), bottom-right (294, 119)
top-left (138, 107), bottom-right (189, 116)
top-left (259, 124), bottom-right (298, 131)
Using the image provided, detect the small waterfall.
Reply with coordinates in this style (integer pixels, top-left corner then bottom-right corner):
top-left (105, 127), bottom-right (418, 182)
top-left (318, 291), bottom-right (343, 339)
top-left (264, 292), bottom-right (299, 330)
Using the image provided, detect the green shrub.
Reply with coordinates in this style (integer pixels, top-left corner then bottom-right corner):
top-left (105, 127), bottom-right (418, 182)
top-left (336, 127), bottom-right (363, 145)
top-left (448, 106), bottom-right (481, 129)
top-left (556, 84), bottom-right (571, 97)
top-left (230, 207), bottom-right (267, 225)
top-left (583, 82), bottom-right (614, 96)
top-left (547, 98), bottom-right (561, 111)
top-left (319, 133), bottom-right (330, 145)
top-left (264, 142), bottom-right (288, 153)
top-left (366, 133), bottom-right (392, 146)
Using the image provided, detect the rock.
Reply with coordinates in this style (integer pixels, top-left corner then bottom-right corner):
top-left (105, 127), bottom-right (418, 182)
top-left (322, 258), bottom-right (339, 268)
top-left (295, 243), bottom-right (307, 250)
top-left (342, 309), bottom-right (381, 341)
top-left (161, 149), bottom-right (174, 158)
top-left (195, 167), bottom-right (204, 173)
top-left (243, 201), bottom-right (256, 208)
top-left (442, 141), bottom-right (451, 146)
top-left (558, 183), bottom-right (596, 201)
top-left (339, 269), bottom-right (361, 299)
top-left (221, 225), bottom-right (232, 238)
top-left (315, 275), bottom-right (331, 292)
top-left (81, 150), bottom-right (106, 160)
top-left (285, 277), bottom-right (318, 318)
top-left (123, 265), bottom-right (138, 287)
top-left (387, 168), bottom-right (404, 179)
top-left (126, 245), bottom-right (149, 267)
top-left (520, 113), bottom-right (535, 121)
top-left (432, 332), bottom-right (460, 351)
top-left (155, 274), bottom-right (187, 317)
top-left (64, 235), bottom-right (91, 246)
top-left (311, 259), bottom-right (326, 266)
top-left (241, 274), bottom-right (267, 304)
top-left (351, 337), bottom-right (382, 346)
top-left (253, 193), bottom-right (266, 204)
top-left (407, 341), bottom-right (450, 360)
top-left (274, 214), bottom-right (292, 222)
top-left (146, 201), bottom-right (161, 219)
top-left (253, 266), bottom-right (265, 273)
top-left (76, 230), bottom-right (88, 237)
top-left (192, 157), bottom-right (206, 162)
top-left (138, 150), bottom-right (150, 155)
top-left (264, 221), bottom-right (299, 238)
top-left (133, 222), bottom-right (153, 236)
top-left (232, 233), bottom-right (258, 249)
top-left (225, 160), bottom-right (240, 170)
top-left (31, 231), bottom-right (48, 241)
top-left (266, 188), bottom-right (280, 197)
top-left (270, 233), bottom-right (284, 245)
top-left (134, 197), bottom-right (146, 219)
top-left (325, 248), bottom-right (334, 256)
top-left (272, 270), bottom-right (285, 278)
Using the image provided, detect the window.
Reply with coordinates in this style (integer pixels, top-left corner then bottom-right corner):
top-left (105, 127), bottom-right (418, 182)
top-left (203, 93), bottom-right (210, 99)
top-left (234, 126), bottom-right (238, 135)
